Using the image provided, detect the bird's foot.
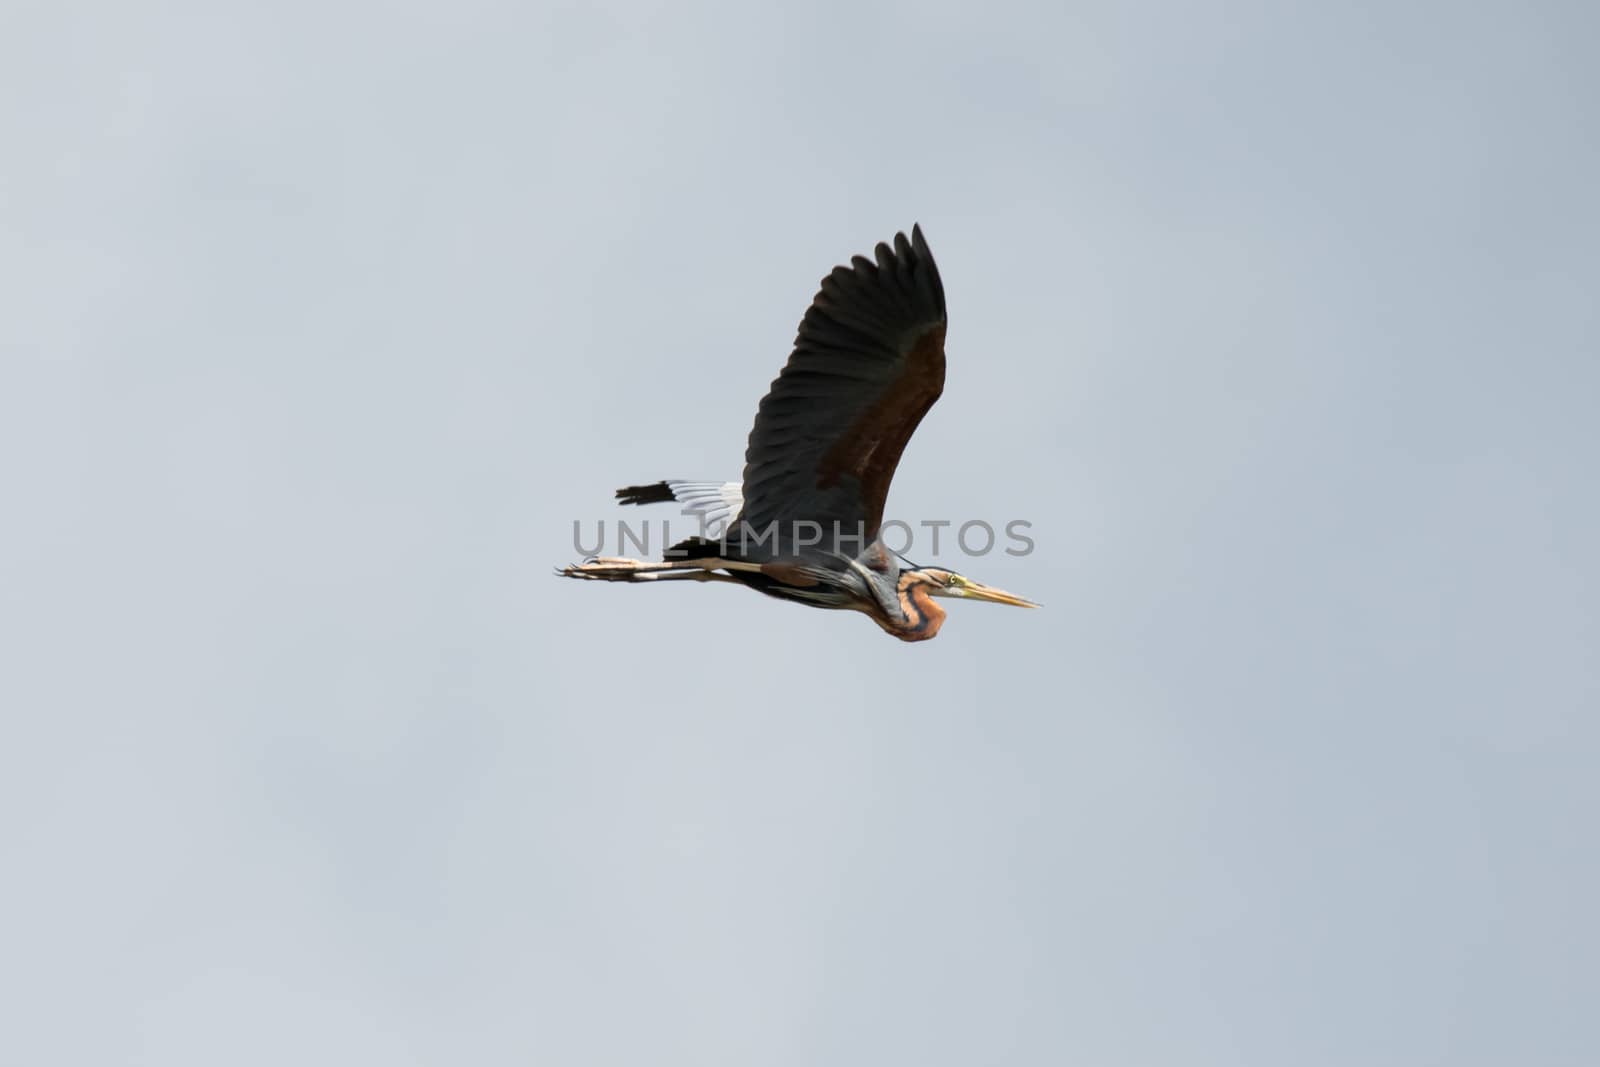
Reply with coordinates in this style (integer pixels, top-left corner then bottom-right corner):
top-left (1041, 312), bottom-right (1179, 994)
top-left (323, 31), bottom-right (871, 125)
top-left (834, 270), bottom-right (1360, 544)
top-left (558, 556), bottom-right (658, 581)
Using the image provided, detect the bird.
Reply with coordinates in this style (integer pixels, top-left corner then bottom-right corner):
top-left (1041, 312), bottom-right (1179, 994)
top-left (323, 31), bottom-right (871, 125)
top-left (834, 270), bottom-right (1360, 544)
top-left (558, 225), bottom-right (1037, 642)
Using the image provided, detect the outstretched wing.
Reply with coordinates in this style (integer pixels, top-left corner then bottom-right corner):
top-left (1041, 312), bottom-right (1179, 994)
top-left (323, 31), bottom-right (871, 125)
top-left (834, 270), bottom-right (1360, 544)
top-left (616, 480), bottom-right (743, 537)
top-left (738, 225), bottom-right (947, 544)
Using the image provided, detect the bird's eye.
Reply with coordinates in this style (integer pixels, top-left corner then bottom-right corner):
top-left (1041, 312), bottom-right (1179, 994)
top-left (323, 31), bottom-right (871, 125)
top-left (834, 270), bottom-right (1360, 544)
top-left (946, 574), bottom-right (961, 588)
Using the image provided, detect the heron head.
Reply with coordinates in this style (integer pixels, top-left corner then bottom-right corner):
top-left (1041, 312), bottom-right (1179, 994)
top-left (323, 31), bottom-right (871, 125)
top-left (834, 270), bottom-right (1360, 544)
top-left (912, 568), bottom-right (1039, 609)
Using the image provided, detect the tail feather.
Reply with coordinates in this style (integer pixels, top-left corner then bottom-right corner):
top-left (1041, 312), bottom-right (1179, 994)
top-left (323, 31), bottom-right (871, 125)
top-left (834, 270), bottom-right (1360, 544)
top-left (664, 536), bottom-right (722, 560)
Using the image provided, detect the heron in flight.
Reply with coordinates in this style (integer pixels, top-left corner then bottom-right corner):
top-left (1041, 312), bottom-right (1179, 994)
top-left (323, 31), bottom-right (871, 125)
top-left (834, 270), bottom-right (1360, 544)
top-left (559, 225), bottom-right (1037, 641)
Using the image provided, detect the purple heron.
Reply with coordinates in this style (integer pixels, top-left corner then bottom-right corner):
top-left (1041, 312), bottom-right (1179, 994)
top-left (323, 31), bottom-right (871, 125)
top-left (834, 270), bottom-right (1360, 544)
top-left (559, 225), bottom-right (1037, 642)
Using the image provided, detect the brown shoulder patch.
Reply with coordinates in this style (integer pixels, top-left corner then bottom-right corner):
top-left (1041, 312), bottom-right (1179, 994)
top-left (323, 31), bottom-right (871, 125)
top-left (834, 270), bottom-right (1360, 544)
top-left (814, 322), bottom-right (947, 536)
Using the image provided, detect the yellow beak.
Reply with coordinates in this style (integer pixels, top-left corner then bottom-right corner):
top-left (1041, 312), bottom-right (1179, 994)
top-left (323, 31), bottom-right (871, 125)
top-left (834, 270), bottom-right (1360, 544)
top-left (959, 581), bottom-right (1040, 609)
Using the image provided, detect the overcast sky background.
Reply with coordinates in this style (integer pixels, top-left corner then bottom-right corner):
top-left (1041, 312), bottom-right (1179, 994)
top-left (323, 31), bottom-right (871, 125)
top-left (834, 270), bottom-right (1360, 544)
top-left (4, 1), bottom-right (1597, 1064)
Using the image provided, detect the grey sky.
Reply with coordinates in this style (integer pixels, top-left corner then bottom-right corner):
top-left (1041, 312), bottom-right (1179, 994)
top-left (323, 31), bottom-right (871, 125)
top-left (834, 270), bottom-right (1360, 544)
top-left (3, 1), bottom-right (1597, 1064)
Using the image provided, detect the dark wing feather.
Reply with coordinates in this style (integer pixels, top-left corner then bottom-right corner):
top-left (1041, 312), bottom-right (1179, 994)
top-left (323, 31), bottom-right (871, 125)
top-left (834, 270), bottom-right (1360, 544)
top-left (739, 225), bottom-right (947, 544)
